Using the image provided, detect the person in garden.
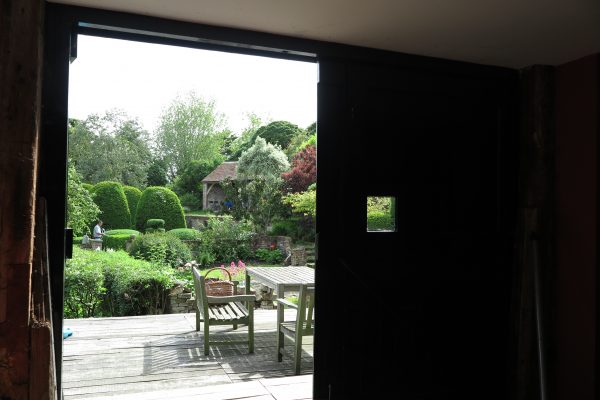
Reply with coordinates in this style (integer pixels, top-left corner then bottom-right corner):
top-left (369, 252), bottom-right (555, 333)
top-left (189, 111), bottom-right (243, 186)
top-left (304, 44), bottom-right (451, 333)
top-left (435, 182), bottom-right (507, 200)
top-left (93, 220), bottom-right (105, 239)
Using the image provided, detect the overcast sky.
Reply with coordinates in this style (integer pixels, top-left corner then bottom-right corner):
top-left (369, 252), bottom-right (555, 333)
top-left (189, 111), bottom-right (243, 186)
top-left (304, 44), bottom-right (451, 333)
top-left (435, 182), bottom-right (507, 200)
top-left (68, 35), bottom-right (318, 135)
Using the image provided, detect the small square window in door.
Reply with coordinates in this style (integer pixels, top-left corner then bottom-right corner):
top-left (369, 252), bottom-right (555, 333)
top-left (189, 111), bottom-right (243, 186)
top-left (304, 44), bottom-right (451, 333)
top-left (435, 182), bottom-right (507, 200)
top-left (367, 196), bottom-right (396, 232)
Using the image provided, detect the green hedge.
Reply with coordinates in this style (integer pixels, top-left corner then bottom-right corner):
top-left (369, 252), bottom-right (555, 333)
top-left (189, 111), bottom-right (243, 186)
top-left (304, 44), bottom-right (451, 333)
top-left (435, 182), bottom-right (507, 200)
top-left (367, 211), bottom-right (395, 231)
top-left (64, 247), bottom-right (174, 318)
top-left (64, 249), bottom-right (105, 318)
top-left (82, 183), bottom-right (94, 193)
top-left (123, 186), bottom-right (142, 227)
top-left (146, 219), bottom-right (165, 229)
top-left (168, 228), bottom-right (202, 241)
top-left (135, 187), bottom-right (186, 231)
top-left (104, 229), bottom-right (140, 236)
top-left (102, 234), bottom-right (133, 251)
top-left (92, 181), bottom-right (131, 230)
top-left (128, 232), bottom-right (192, 267)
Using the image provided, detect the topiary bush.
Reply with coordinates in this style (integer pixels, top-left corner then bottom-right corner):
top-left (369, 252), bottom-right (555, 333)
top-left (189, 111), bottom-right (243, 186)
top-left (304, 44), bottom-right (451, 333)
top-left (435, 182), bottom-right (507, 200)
top-left (128, 232), bottom-right (192, 267)
top-left (123, 186), bottom-right (142, 227)
top-left (367, 211), bottom-right (394, 231)
top-left (102, 234), bottom-right (134, 251)
top-left (135, 187), bottom-right (186, 231)
top-left (92, 181), bottom-right (131, 230)
top-left (82, 182), bottom-right (94, 193)
top-left (146, 219), bottom-right (165, 229)
top-left (168, 228), bottom-right (202, 241)
top-left (104, 229), bottom-right (140, 236)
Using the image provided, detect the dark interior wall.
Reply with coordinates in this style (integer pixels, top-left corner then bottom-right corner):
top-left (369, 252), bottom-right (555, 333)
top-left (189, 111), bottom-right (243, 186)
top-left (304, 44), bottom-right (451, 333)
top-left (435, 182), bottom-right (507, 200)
top-left (555, 53), bottom-right (599, 400)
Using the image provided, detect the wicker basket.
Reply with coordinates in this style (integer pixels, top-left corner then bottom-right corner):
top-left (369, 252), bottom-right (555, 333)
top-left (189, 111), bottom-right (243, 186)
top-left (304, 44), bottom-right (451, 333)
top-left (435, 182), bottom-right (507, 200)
top-left (204, 267), bottom-right (235, 297)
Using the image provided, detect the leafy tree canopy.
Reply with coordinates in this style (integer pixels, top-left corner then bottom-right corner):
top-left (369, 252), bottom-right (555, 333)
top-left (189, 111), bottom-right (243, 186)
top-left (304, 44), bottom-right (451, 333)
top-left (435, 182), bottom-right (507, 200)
top-left (282, 145), bottom-right (316, 193)
top-left (146, 158), bottom-right (168, 186)
top-left (154, 92), bottom-right (228, 180)
top-left (172, 159), bottom-right (221, 204)
top-left (237, 137), bottom-right (290, 180)
top-left (68, 111), bottom-right (152, 188)
top-left (67, 164), bottom-right (101, 236)
top-left (282, 184), bottom-right (316, 217)
top-left (227, 113), bottom-right (269, 160)
top-left (253, 120), bottom-right (303, 150)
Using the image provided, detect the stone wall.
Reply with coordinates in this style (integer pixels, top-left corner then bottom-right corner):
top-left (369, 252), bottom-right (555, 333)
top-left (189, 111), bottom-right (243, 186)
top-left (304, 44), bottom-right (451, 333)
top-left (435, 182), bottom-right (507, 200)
top-left (253, 235), bottom-right (292, 257)
top-left (166, 281), bottom-right (277, 313)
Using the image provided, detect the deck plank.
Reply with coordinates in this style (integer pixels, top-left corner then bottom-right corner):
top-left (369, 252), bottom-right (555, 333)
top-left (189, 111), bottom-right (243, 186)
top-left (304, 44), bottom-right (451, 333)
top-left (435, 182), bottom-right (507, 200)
top-left (63, 310), bottom-right (312, 399)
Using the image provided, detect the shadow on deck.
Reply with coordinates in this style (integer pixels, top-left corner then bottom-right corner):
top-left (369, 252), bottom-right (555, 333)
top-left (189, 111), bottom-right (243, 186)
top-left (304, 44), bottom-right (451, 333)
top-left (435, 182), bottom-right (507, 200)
top-left (63, 310), bottom-right (313, 399)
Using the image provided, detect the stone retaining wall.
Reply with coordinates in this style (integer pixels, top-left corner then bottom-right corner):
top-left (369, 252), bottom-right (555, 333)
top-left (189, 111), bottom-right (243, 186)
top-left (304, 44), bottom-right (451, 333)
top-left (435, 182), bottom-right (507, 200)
top-left (166, 281), bottom-right (278, 313)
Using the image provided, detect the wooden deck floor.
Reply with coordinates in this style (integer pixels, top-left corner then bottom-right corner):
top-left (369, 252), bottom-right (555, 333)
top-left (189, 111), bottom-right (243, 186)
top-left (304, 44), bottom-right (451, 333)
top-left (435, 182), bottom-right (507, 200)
top-left (63, 310), bottom-right (313, 399)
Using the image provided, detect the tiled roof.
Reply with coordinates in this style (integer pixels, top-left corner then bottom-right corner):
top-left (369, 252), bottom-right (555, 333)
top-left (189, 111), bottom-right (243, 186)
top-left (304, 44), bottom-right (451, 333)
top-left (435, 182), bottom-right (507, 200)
top-left (201, 162), bottom-right (238, 183)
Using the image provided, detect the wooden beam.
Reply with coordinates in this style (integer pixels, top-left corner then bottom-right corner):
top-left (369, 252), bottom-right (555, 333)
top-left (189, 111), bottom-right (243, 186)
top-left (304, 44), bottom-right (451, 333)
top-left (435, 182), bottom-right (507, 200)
top-left (0, 0), bottom-right (45, 397)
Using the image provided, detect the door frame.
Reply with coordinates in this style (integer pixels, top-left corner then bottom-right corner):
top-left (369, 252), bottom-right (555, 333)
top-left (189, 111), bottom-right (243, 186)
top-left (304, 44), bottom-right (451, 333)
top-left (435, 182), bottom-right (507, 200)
top-left (42, 4), bottom-right (517, 398)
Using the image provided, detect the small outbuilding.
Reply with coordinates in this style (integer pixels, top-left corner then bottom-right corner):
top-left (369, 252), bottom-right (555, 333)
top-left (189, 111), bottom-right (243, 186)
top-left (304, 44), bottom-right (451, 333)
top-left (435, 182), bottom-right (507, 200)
top-left (201, 161), bottom-right (238, 211)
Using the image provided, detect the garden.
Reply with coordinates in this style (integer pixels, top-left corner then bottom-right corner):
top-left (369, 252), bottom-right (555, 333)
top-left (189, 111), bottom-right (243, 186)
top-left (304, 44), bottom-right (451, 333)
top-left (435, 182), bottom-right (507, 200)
top-left (66, 94), bottom-right (392, 319)
top-left (66, 98), bottom-right (317, 319)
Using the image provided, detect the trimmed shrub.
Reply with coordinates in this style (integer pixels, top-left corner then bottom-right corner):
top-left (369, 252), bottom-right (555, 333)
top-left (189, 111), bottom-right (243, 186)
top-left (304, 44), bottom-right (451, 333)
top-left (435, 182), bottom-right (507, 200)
top-left (367, 211), bottom-right (394, 231)
top-left (82, 183), bottom-right (94, 192)
top-left (135, 187), bottom-right (186, 231)
top-left (92, 181), bottom-right (131, 230)
top-left (123, 186), bottom-right (142, 227)
top-left (146, 219), bottom-right (165, 229)
top-left (104, 229), bottom-right (140, 236)
top-left (168, 228), bottom-right (202, 241)
top-left (102, 234), bottom-right (134, 251)
top-left (128, 232), bottom-right (192, 267)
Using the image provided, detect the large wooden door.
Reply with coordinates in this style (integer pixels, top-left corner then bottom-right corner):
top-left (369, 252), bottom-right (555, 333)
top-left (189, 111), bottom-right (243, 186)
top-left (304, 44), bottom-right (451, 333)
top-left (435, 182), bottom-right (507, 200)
top-left (316, 61), bottom-right (517, 399)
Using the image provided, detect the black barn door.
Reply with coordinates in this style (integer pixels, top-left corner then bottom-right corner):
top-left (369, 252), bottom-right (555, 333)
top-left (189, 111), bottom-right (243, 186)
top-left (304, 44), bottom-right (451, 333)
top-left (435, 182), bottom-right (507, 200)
top-left (316, 61), bottom-right (517, 399)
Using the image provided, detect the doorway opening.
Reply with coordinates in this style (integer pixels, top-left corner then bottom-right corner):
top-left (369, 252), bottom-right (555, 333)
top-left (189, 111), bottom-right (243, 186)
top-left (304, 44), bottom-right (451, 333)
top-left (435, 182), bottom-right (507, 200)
top-left (64, 33), bottom-right (317, 398)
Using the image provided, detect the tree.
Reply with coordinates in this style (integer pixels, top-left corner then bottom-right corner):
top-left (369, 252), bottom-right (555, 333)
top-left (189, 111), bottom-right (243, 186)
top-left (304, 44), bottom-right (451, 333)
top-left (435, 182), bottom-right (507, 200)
top-left (227, 113), bottom-right (268, 160)
top-left (223, 138), bottom-right (290, 233)
top-left (67, 164), bottom-right (101, 236)
top-left (282, 145), bottom-right (316, 193)
top-left (282, 185), bottom-right (316, 217)
top-left (253, 120), bottom-right (303, 150)
top-left (172, 159), bottom-right (220, 207)
top-left (146, 158), bottom-right (168, 186)
top-left (68, 111), bottom-right (152, 187)
top-left (221, 176), bottom-right (286, 234)
top-left (154, 92), bottom-right (228, 179)
top-left (237, 137), bottom-right (290, 179)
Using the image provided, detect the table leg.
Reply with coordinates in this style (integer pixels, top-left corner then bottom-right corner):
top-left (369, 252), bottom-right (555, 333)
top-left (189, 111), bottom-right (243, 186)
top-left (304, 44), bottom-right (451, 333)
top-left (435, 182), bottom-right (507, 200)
top-left (245, 272), bottom-right (251, 295)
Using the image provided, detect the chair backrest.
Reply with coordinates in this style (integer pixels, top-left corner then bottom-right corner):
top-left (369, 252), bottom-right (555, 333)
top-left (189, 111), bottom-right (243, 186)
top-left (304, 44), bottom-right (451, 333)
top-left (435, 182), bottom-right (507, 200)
top-left (297, 284), bottom-right (315, 334)
top-left (192, 267), bottom-right (208, 318)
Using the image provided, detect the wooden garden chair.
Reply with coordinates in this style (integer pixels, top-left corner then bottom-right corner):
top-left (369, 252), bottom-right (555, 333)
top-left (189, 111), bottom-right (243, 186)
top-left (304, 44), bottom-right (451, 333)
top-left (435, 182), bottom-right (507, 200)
top-left (276, 284), bottom-right (315, 374)
top-left (192, 267), bottom-right (255, 356)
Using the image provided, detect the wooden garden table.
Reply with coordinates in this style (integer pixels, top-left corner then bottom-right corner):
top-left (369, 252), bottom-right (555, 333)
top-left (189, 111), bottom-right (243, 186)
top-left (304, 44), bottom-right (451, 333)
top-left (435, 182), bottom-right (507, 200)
top-left (245, 266), bottom-right (315, 300)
